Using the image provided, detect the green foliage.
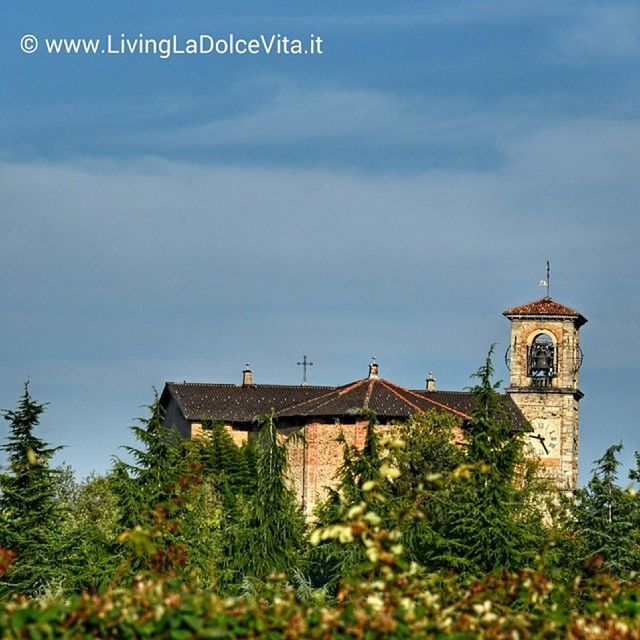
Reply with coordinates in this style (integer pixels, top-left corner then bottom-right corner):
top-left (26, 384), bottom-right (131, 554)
top-left (1, 489), bottom-right (640, 639)
top-left (1, 569), bottom-right (640, 640)
top-left (57, 472), bottom-right (122, 592)
top-left (391, 410), bottom-right (464, 493)
top-left (310, 385), bottom-right (544, 586)
top-left (320, 410), bottom-right (383, 517)
top-left (111, 396), bottom-right (222, 586)
top-left (415, 348), bottom-right (546, 574)
top-left (221, 411), bottom-right (306, 589)
top-left (3, 350), bottom-right (640, 639)
top-left (571, 444), bottom-right (640, 578)
top-left (388, 411), bottom-right (465, 569)
top-left (309, 412), bottom-right (384, 589)
top-left (199, 420), bottom-right (255, 514)
top-left (114, 394), bottom-right (187, 531)
top-left (0, 384), bottom-right (65, 597)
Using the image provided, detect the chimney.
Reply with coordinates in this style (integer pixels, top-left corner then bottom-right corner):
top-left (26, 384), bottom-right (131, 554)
top-left (242, 363), bottom-right (253, 387)
top-left (426, 371), bottom-right (436, 392)
top-left (368, 356), bottom-right (379, 380)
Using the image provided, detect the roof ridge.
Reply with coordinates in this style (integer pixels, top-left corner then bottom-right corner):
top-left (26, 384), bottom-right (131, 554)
top-left (378, 379), bottom-right (425, 413)
top-left (363, 378), bottom-right (376, 409)
top-left (379, 378), bottom-right (473, 420)
top-left (276, 383), bottom-right (358, 415)
top-left (168, 382), bottom-right (334, 389)
top-left (337, 378), bottom-right (369, 396)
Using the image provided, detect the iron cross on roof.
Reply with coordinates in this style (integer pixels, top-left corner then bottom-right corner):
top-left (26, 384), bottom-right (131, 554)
top-left (297, 355), bottom-right (314, 385)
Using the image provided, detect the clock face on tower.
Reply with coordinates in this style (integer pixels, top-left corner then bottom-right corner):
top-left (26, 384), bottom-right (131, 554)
top-left (529, 424), bottom-right (560, 457)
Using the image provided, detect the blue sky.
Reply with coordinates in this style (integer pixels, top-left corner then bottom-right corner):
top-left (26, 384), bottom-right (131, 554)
top-left (1, 1), bottom-right (638, 485)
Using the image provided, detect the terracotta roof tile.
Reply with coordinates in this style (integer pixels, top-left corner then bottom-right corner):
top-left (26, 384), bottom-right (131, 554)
top-left (503, 297), bottom-right (587, 326)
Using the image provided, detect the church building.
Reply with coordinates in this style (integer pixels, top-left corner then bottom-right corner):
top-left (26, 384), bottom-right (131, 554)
top-left (160, 296), bottom-right (586, 510)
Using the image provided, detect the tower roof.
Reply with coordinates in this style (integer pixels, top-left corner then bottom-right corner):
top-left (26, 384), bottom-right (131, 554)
top-left (503, 297), bottom-right (587, 327)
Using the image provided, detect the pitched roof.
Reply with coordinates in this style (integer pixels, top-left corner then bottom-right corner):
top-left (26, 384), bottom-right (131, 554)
top-left (503, 297), bottom-right (587, 327)
top-left (162, 378), bottom-right (528, 430)
top-left (277, 377), bottom-right (473, 420)
top-left (278, 377), bottom-right (527, 429)
top-left (162, 382), bottom-right (331, 423)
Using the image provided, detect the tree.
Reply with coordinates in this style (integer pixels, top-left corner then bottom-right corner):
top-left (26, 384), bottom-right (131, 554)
top-left (571, 444), bottom-right (640, 578)
top-left (0, 384), bottom-right (65, 596)
top-left (309, 410), bottom-right (385, 588)
top-left (198, 420), bottom-right (254, 515)
top-left (58, 472), bottom-right (123, 592)
top-left (391, 410), bottom-right (464, 495)
top-left (114, 393), bottom-right (186, 531)
top-left (389, 411), bottom-right (465, 569)
top-left (221, 411), bottom-right (306, 589)
top-left (427, 348), bottom-right (545, 574)
top-left (112, 394), bottom-right (216, 583)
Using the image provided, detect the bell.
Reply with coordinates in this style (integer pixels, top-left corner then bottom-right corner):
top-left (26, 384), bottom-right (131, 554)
top-left (534, 350), bottom-right (551, 371)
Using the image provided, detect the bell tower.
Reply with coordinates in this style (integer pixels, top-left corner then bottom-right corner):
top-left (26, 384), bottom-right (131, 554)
top-left (504, 297), bottom-right (587, 492)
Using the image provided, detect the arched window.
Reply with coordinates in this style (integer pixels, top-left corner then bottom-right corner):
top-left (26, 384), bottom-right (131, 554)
top-left (528, 333), bottom-right (555, 386)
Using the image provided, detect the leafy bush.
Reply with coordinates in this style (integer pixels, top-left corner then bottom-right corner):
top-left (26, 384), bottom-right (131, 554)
top-left (1, 357), bottom-right (640, 637)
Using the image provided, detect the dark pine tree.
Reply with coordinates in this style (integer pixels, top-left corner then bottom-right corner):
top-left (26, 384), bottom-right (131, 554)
top-left (112, 393), bottom-right (203, 580)
top-left (0, 384), bottom-right (64, 596)
top-left (114, 393), bottom-right (186, 531)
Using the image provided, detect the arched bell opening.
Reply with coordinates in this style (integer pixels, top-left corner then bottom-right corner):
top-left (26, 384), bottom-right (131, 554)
top-left (527, 333), bottom-right (556, 387)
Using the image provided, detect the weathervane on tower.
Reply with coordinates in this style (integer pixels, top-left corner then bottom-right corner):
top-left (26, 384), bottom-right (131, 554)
top-left (538, 260), bottom-right (551, 299)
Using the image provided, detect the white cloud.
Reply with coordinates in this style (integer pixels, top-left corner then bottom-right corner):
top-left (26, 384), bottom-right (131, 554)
top-left (553, 5), bottom-right (640, 61)
top-left (133, 88), bottom-right (481, 148)
top-left (1, 113), bottom-right (637, 369)
top-left (2, 112), bottom-right (638, 483)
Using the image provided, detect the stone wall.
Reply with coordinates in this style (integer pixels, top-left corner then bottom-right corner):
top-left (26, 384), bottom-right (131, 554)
top-left (509, 390), bottom-right (579, 490)
top-left (506, 315), bottom-right (582, 492)
top-left (508, 318), bottom-right (581, 392)
top-left (285, 420), bottom-right (394, 515)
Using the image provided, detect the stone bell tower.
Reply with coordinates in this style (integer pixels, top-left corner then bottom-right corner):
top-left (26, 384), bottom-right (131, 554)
top-left (503, 296), bottom-right (587, 492)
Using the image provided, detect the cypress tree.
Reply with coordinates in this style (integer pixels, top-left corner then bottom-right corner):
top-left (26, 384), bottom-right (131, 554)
top-left (238, 439), bottom-right (258, 496)
top-left (222, 411), bottom-right (305, 588)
